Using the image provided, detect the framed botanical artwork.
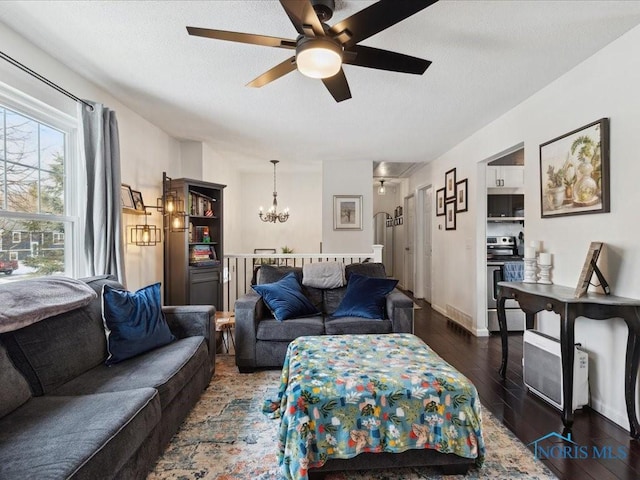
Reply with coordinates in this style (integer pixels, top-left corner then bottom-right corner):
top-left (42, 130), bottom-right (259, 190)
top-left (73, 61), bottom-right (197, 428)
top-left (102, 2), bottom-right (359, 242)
top-left (445, 200), bottom-right (456, 231)
top-left (130, 189), bottom-right (145, 211)
top-left (540, 118), bottom-right (610, 218)
top-left (333, 195), bottom-right (363, 230)
top-left (455, 179), bottom-right (468, 213)
top-left (120, 184), bottom-right (134, 208)
top-left (436, 188), bottom-right (445, 216)
top-left (445, 168), bottom-right (456, 200)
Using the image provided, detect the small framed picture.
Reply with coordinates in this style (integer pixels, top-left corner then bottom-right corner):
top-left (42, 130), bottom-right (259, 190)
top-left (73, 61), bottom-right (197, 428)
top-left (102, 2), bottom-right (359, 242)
top-left (130, 190), bottom-right (145, 211)
top-left (121, 184), bottom-right (134, 209)
top-left (445, 168), bottom-right (456, 200)
top-left (445, 200), bottom-right (457, 231)
top-left (456, 179), bottom-right (468, 213)
top-left (334, 195), bottom-right (363, 230)
top-left (436, 188), bottom-right (445, 216)
top-left (574, 241), bottom-right (605, 298)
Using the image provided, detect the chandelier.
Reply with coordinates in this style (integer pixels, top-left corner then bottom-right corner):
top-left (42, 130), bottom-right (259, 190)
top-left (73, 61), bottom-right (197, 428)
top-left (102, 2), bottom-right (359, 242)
top-left (259, 160), bottom-right (289, 223)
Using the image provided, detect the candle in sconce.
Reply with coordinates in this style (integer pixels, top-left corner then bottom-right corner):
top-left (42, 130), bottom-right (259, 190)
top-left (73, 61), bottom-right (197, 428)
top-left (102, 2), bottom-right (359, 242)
top-left (528, 240), bottom-right (541, 252)
top-left (524, 246), bottom-right (536, 259)
top-left (538, 252), bottom-right (552, 265)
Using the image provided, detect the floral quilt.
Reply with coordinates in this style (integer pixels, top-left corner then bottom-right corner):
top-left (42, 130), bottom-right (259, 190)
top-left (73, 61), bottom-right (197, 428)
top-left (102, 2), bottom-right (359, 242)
top-left (263, 333), bottom-right (485, 480)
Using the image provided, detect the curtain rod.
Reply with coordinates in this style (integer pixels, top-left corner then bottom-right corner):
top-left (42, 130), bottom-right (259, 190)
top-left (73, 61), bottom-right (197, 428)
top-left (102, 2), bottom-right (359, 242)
top-left (0, 50), bottom-right (94, 111)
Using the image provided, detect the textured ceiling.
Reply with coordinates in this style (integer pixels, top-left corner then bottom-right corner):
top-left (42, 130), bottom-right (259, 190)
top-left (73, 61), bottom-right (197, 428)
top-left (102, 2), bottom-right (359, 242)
top-left (1, 1), bottom-right (640, 174)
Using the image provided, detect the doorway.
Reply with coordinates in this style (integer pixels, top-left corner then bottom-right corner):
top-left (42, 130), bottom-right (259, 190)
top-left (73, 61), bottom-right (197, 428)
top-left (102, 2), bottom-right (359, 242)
top-left (414, 185), bottom-right (432, 302)
top-left (404, 194), bottom-right (415, 293)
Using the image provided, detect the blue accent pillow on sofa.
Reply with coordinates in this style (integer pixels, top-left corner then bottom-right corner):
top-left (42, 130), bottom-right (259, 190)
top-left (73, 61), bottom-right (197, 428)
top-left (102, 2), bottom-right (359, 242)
top-left (252, 272), bottom-right (319, 322)
top-left (332, 273), bottom-right (398, 319)
top-left (102, 283), bottom-right (175, 365)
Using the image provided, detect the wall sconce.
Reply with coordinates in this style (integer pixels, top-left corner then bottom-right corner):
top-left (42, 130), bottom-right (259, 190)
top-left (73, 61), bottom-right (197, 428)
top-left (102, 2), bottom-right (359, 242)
top-left (159, 172), bottom-right (188, 232)
top-left (129, 211), bottom-right (162, 246)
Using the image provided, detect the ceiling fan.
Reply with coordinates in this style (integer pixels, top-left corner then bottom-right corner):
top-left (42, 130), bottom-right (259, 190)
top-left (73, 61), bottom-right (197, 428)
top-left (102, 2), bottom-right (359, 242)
top-left (187, 0), bottom-right (438, 102)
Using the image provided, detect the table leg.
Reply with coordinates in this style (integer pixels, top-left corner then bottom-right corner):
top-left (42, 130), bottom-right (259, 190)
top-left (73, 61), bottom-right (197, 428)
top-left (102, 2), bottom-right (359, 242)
top-left (497, 296), bottom-right (508, 378)
top-left (525, 312), bottom-right (535, 330)
top-left (624, 320), bottom-right (640, 439)
top-left (560, 307), bottom-right (576, 429)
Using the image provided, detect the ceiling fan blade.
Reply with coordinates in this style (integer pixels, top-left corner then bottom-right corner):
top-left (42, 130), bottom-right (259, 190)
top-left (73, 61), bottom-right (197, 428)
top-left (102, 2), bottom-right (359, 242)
top-left (322, 69), bottom-right (352, 103)
top-left (279, 0), bottom-right (325, 37)
top-left (329, 0), bottom-right (438, 48)
top-left (246, 56), bottom-right (297, 88)
top-left (186, 27), bottom-right (296, 49)
top-left (344, 45), bottom-right (431, 75)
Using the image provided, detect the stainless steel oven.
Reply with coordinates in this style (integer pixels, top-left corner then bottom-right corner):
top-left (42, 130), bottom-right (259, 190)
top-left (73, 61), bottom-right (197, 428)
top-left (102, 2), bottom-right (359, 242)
top-left (486, 236), bottom-right (525, 331)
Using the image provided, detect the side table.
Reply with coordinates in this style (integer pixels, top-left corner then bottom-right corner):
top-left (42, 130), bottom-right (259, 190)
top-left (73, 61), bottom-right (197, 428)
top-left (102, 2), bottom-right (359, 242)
top-left (215, 311), bottom-right (236, 354)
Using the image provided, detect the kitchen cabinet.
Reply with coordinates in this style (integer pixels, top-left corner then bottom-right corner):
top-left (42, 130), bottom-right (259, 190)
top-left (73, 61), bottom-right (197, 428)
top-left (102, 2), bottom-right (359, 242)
top-left (164, 177), bottom-right (225, 308)
top-left (487, 165), bottom-right (524, 188)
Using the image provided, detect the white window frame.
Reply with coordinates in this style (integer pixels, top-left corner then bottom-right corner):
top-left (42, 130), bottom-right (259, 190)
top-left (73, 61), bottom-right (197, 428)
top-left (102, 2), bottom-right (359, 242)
top-left (9, 251), bottom-right (18, 261)
top-left (53, 232), bottom-right (65, 244)
top-left (12, 232), bottom-right (21, 243)
top-left (0, 81), bottom-right (81, 278)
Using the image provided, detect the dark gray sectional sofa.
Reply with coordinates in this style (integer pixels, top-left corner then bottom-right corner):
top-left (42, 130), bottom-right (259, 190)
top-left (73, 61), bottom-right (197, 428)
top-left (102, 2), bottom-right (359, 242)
top-left (235, 262), bottom-right (414, 372)
top-left (0, 275), bottom-right (216, 480)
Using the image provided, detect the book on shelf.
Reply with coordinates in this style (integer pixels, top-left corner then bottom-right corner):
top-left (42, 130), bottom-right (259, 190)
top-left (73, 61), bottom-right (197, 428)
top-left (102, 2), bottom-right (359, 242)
top-left (188, 190), bottom-right (217, 216)
top-left (189, 244), bottom-right (219, 266)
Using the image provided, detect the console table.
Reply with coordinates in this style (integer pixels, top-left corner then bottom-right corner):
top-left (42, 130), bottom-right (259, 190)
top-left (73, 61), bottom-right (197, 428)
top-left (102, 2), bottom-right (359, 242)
top-left (496, 281), bottom-right (640, 438)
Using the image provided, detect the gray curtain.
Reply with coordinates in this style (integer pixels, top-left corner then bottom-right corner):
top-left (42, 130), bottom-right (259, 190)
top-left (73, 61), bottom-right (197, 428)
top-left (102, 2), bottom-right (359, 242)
top-left (79, 101), bottom-right (126, 284)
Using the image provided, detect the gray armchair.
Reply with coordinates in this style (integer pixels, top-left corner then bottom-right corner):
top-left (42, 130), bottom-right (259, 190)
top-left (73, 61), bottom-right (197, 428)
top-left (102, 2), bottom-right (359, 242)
top-left (235, 263), bottom-right (414, 372)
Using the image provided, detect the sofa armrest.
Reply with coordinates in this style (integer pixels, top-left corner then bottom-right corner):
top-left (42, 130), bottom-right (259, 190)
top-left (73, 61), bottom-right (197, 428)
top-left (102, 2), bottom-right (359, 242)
top-left (386, 289), bottom-right (414, 333)
top-left (234, 292), bottom-right (265, 370)
top-left (163, 305), bottom-right (216, 369)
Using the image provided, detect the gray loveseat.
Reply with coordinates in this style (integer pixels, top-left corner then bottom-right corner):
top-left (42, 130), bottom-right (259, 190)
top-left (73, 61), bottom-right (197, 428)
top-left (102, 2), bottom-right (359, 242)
top-left (235, 262), bottom-right (414, 372)
top-left (0, 275), bottom-right (215, 480)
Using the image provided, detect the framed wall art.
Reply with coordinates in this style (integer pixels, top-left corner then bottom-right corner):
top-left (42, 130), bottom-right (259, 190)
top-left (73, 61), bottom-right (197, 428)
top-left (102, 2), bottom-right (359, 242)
top-left (445, 168), bottom-right (456, 200)
top-left (455, 179), bottom-right (468, 213)
top-left (130, 189), bottom-right (145, 211)
top-left (445, 200), bottom-right (456, 231)
top-left (333, 195), bottom-right (363, 230)
top-left (436, 188), bottom-right (445, 216)
top-left (121, 184), bottom-right (134, 209)
top-left (540, 118), bottom-right (610, 218)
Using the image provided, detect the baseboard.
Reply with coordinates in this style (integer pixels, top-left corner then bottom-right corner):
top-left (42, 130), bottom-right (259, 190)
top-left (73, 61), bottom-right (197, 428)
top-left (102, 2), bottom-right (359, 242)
top-left (590, 397), bottom-right (630, 432)
top-left (474, 328), bottom-right (490, 337)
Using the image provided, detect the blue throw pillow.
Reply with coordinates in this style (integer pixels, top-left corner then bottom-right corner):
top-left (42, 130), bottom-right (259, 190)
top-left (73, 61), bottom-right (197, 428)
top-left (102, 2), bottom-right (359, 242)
top-left (252, 272), bottom-right (319, 322)
top-left (332, 273), bottom-right (398, 319)
top-left (102, 283), bottom-right (175, 365)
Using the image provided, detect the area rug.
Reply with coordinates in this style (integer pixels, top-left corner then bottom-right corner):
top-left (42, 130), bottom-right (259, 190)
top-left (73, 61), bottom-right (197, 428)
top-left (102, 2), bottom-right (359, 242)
top-left (148, 356), bottom-right (556, 480)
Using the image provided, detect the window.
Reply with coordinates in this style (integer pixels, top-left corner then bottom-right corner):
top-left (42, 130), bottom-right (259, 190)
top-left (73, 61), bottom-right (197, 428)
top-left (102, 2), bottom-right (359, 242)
top-left (0, 87), bottom-right (80, 284)
top-left (9, 251), bottom-right (18, 261)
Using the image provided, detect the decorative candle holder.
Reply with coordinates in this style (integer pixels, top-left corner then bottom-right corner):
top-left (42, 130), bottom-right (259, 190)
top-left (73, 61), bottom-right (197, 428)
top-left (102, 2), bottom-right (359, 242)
top-left (538, 264), bottom-right (552, 284)
top-left (524, 257), bottom-right (538, 283)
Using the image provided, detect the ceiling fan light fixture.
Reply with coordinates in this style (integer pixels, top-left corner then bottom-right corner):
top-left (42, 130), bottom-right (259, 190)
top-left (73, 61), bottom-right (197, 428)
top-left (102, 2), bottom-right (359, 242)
top-left (296, 37), bottom-right (342, 79)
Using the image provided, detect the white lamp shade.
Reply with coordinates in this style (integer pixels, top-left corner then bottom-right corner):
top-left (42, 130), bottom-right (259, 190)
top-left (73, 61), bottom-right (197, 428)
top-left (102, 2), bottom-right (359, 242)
top-left (296, 38), bottom-right (342, 79)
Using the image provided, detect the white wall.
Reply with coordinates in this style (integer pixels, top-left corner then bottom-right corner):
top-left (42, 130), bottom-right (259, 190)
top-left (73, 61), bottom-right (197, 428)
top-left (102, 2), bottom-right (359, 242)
top-left (322, 160), bottom-right (373, 253)
top-left (409, 24), bottom-right (640, 430)
top-left (0, 21), bottom-right (179, 291)
top-left (238, 170), bottom-right (322, 254)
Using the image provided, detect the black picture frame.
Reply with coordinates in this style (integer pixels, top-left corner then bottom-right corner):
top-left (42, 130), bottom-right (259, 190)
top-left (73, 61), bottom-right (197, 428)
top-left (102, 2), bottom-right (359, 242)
top-left (455, 179), bottom-right (468, 213)
top-left (445, 200), bottom-right (457, 230)
top-left (436, 188), bottom-right (446, 216)
top-left (540, 118), bottom-right (610, 218)
top-left (130, 189), bottom-right (145, 211)
top-left (445, 168), bottom-right (456, 200)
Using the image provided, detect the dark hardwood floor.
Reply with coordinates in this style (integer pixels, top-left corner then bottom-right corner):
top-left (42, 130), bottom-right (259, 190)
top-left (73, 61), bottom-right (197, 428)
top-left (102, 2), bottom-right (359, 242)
top-left (411, 297), bottom-right (640, 480)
